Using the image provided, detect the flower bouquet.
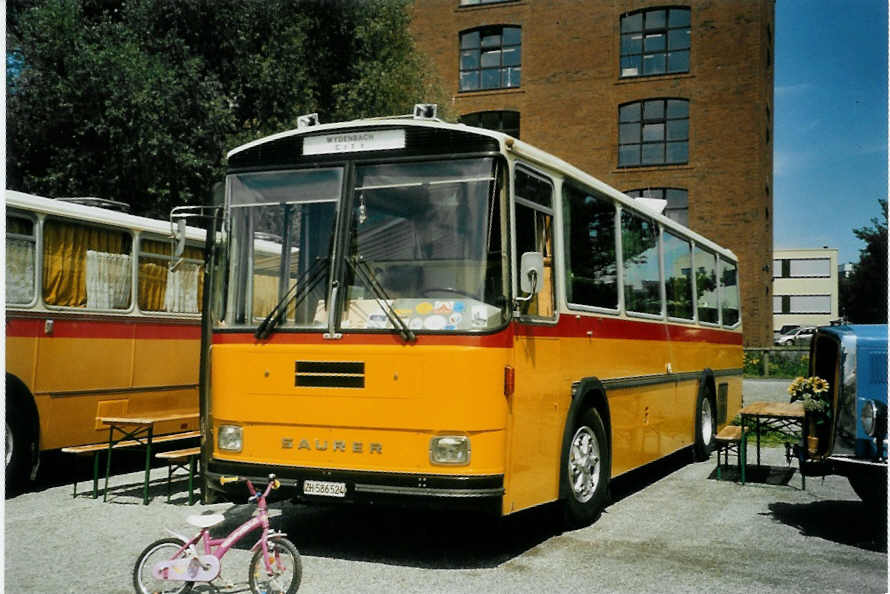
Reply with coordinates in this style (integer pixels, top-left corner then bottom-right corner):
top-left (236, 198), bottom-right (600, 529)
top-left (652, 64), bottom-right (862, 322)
top-left (788, 375), bottom-right (831, 455)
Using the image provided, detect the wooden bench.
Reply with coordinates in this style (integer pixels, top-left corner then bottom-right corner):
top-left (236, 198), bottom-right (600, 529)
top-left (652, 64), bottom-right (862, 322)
top-left (714, 425), bottom-right (743, 481)
top-left (155, 446), bottom-right (202, 505)
top-left (62, 430), bottom-right (201, 499)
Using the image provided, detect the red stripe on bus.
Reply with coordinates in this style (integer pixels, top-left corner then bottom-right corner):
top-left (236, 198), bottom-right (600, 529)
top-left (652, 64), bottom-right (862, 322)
top-left (5, 317), bottom-right (200, 340)
top-left (212, 329), bottom-right (514, 348)
top-left (212, 316), bottom-right (741, 347)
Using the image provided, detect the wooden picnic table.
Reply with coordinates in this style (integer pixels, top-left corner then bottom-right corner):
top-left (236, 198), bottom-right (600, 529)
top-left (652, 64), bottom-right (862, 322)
top-left (738, 401), bottom-right (808, 489)
top-left (98, 411), bottom-right (199, 505)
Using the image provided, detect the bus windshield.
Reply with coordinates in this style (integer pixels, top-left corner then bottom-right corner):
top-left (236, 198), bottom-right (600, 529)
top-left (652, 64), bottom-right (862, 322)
top-left (223, 157), bottom-right (508, 333)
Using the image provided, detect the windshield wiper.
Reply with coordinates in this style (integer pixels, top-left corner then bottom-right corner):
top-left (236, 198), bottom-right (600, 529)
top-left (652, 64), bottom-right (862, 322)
top-left (254, 257), bottom-right (328, 340)
top-left (347, 256), bottom-right (416, 343)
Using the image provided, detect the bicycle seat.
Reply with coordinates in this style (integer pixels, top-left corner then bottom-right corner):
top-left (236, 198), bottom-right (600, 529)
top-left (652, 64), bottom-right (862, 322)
top-left (186, 513), bottom-right (226, 528)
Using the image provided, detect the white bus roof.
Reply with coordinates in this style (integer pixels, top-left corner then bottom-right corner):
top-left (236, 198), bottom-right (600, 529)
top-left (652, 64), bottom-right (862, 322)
top-left (229, 118), bottom-right (737, 262)
top-left (5, 190), bottom-right (206, 242)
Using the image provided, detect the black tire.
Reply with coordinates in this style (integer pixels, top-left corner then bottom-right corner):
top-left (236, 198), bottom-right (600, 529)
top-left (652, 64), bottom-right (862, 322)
top-left (848, 469), bottom-right (888, 511)
top-left (693, 388), bottom-right (716, 461)
top-left (5, 397), bottom-right (35, 493)
top-left (249, 536), bottom-right (302, 594)
top-left (562, 408), bottom-right (610, 529)
top-left (132, 537), bottom-right (194, 594)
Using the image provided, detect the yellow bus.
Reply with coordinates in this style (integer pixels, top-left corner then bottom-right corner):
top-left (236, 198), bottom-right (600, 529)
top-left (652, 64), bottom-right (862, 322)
top-left (202, 108), bottom-right (743, 525)
top-left (5, 191), bottom-right (204, 487)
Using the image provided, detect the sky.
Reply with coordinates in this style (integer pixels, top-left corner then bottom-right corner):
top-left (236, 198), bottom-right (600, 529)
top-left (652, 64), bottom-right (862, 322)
top-left (773, 0), bottom-right (888, 265)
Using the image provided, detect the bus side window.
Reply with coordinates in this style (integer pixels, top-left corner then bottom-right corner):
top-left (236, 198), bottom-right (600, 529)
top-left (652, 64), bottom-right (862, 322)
top-left (6, 215), bottom-right (36, 305)
top-left (43, 219), bottom-right (133, 310)
top-left (138, 237), bottom-right (204, 314)
top-left (720, 258), bottom-right (740, 326)
top-left (562, 183), bottom-right (618, 310)
top-left (514, 167), bottom-right (555, 319)
top-left (620, 210), bottom-right (661, 316)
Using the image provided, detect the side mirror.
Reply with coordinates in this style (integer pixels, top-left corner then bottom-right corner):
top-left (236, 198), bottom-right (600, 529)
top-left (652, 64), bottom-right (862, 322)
top-left (520, 251), bottom-right (544, 295)
top-left (174, 218), bottom-right (187, 259)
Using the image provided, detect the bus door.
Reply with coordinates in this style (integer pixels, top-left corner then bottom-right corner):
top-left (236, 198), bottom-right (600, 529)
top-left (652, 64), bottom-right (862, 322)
top-left (507, 166), bottom-right (562, 513)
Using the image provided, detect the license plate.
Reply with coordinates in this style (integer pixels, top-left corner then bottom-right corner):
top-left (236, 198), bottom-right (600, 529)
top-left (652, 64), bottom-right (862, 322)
top-left (303, 480), bottom-right (347, 498)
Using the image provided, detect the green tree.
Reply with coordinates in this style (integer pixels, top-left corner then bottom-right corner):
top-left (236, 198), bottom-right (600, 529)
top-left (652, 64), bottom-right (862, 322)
top-left (840, 199), bottom-right (888, 323)
top-left (7, 0), bottom-right (446, 217)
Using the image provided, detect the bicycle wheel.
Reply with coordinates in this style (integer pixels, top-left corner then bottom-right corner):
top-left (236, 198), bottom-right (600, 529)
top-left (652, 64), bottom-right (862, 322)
top-left (248, 536), bottom-right (302, 594)
top-left (133, 537), bottom-right (194, 594)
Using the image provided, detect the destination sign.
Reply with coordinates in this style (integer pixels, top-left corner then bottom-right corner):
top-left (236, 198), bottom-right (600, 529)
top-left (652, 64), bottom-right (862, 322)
top-left (303, 129), bottom-right (406, 155)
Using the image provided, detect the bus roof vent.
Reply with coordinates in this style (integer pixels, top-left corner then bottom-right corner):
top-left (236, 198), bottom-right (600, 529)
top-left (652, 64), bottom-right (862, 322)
top-left (297, 113), bottom-right (319, 129)
top-left (633, 197), bottom-right (667, 215)
top-left (413, 104), bottom-right (438, 120)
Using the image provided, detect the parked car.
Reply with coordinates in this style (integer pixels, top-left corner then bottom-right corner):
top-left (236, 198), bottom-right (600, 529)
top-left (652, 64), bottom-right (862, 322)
top-left (806, 324), bottom-right (887, 508)
top-left (774, 326), bottom-right (816, 346)
top-left (773, 324), bottom-right (799, 340)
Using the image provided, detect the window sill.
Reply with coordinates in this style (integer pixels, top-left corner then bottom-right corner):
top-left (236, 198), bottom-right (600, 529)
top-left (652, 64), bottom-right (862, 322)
top-left (456, 88), bottom-right (525, 98)
top-left (615, 73), bottom-right (696, 85)
top-left (613, 164), bottom-right (694, 174)
top-left (455, 1), bottom-right (527, 13)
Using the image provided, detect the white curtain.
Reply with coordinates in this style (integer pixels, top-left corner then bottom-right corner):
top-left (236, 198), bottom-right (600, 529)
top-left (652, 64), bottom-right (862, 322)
top-left (6, 239), bottom-right (35, 304)
top-left (86, 250), bottom-right (132, 309)
top-left (164, 263), bottom-right (200, 313)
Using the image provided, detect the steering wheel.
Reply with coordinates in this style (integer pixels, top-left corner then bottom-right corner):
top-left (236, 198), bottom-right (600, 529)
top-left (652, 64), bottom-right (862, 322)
top-left (421, 287), bottom-right (476, 299)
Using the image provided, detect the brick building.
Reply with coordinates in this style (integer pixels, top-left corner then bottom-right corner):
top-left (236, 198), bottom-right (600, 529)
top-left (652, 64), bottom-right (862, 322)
top-left (410, 0), bottom-right (774, 346)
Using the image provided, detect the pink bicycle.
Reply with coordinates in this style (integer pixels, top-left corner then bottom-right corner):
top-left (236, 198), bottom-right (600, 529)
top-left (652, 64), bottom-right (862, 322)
top-left (133, 474), bottom-right (301, 594)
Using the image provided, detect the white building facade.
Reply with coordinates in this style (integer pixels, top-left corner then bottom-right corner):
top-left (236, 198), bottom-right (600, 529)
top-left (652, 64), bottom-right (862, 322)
top-left (773, 248), bottom-right (839, 331)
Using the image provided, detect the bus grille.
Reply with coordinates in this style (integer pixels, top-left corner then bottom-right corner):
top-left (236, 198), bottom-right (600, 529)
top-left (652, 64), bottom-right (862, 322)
top-left (295, 361), bottom-right (365, 388)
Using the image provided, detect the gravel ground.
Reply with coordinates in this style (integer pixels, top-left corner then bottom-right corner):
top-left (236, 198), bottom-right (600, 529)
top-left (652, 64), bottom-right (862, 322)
top-left (4, 379), bottom-right (886, 593)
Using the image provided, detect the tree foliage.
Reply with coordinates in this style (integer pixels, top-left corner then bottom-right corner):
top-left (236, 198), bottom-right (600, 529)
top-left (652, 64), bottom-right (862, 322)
top-left (7, 0), bottom-right (446, 217)
top-left (840, 199), bottom-right (888, 323)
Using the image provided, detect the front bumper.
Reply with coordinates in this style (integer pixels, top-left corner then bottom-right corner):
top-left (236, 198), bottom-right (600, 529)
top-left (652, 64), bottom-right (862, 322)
top-left (206, 458), bottom-right (504, 510)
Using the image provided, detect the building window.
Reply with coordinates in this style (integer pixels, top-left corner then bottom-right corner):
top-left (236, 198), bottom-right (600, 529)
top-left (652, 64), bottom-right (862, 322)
top-left (774, 295), bottom-right (832, 314)
top-left (460, 0), bottom-right (516, 5)
top-left (618, 99), bottom-right (689, 167)
top-left (460, 111), bottom-right (520, 138)
top-left (625, 188), bottom-right (688, 226)
top-left (620, 7), bottom-right (691, 78)
top-left (773, 258), bottom-right (831, 278)
top-left (459, 26), bottom-right (521, 92)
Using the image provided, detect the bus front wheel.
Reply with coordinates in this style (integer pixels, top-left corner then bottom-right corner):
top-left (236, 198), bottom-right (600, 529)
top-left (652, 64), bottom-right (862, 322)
top-left (562, 408), bottom-right (610, 528)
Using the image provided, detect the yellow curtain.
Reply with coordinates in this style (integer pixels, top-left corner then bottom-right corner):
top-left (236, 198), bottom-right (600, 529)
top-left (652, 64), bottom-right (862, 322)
top-left (138, 259), bottom-right (169, 311)
top-left (43, 221), bottom-right (129, 307)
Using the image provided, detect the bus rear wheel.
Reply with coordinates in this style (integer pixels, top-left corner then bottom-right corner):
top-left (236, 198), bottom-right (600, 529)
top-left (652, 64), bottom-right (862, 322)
top-left (5, 398), bottom-right (35, 492)
top-left (562, 408), bottom-right (610, 528)
top-left (693, 389), bottom-right (716, 461)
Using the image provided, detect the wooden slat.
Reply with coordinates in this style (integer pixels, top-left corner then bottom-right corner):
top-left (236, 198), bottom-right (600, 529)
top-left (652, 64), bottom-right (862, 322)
top-left (155, 446), bottom-right (201, 460)
top-left (738, 401), bottom-right (805, 419)
top-left (61, 430), bottom-right (200, 454)
top-left (715, 425), bottom-right (743, 441)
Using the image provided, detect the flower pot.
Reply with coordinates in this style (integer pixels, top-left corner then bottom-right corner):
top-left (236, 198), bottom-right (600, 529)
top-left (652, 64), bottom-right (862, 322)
top-left (807, 435), bottom-right (819, 455)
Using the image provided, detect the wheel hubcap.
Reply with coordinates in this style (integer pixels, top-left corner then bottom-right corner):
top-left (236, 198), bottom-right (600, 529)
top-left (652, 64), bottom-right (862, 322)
top-left (569, 425), bottom-right (600, 503)
top-left (5, 422), bottom-right (13, 468)
top-left (700, 399), bottom-right (714, 445)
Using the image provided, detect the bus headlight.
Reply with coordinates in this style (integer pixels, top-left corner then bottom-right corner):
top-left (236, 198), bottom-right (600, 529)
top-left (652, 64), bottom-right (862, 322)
top-left (218, 425), bottom-right (243, 452)
top-left (430, 435), bottom-right (470, 465)
top-left (861, 401), bottom-right (878, 437)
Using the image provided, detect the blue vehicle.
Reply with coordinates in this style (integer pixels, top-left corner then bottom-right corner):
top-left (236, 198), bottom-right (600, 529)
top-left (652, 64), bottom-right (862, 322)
top-left (808, 324), bottom-right (887, 507)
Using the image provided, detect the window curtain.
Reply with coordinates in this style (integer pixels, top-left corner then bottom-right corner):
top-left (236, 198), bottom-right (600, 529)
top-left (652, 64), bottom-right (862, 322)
top-left (86, 251), bottom-right (132, 309)
top-left (6, 239), bottom-right (35, 304)
top-left (43, 221), bottom-right (130, 307)
top-left (164, 263), bottom-right (202, 313)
